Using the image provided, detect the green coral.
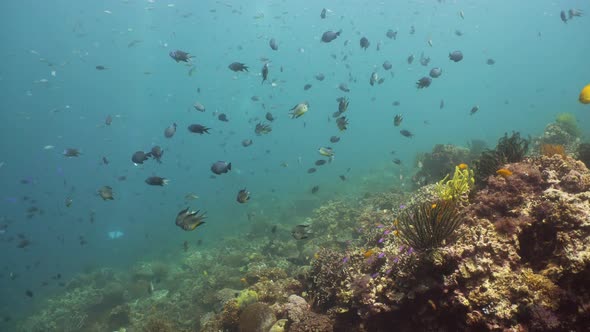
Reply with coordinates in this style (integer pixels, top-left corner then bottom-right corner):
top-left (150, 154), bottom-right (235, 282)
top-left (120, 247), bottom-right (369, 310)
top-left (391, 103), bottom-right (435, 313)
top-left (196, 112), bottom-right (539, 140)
top-left (235, 289), bottom-right (259, 309)
top-left (434, 166), bottom-right (475, 204)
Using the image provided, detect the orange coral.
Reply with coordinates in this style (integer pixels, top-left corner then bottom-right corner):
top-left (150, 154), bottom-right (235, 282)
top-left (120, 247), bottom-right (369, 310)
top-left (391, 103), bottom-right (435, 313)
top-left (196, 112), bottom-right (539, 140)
top-left (540, 144), bottom-right (566, 158)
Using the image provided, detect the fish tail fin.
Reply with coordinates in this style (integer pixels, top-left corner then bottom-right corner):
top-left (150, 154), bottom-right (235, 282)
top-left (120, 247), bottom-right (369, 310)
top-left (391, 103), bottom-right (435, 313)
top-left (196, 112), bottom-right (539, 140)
top-left (227, 163), bottom-right (232, 171)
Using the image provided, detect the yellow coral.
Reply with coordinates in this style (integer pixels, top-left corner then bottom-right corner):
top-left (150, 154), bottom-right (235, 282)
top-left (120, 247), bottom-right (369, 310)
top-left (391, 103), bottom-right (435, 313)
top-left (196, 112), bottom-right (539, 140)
top-left (434, 165), bottom-right (475, 203)
top-left (235, 289), bottom-right (259, 309)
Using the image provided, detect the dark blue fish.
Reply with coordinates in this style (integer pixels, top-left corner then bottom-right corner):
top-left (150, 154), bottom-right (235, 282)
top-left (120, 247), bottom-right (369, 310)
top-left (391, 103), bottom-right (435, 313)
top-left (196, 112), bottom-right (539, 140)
top-left (211, 161), bottom-right (231, 175)
top-left (169, 50), bottom-right (192, 63)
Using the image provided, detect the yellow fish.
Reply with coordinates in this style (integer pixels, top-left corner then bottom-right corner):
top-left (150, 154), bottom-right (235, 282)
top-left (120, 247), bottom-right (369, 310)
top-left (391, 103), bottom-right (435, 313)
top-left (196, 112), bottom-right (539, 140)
top-left (579, 84), bottom-right (590, 104)
top-left (289, 102), bottom-right (309, 118)
top-left (496, 168), bottom-right (513, 177)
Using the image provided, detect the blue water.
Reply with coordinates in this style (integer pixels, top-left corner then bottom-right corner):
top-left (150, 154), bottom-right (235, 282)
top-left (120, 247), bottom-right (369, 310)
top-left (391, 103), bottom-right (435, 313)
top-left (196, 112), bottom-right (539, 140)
top-left (0, 0), bottom-right (589, 325)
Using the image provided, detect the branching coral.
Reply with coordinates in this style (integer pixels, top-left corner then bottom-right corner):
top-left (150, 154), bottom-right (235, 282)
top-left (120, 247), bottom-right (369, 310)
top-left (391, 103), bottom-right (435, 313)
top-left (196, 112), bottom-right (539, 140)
top-left (397, 201), bottom-right (463, 251)
top-left (434, 166), bottom-right (475, 204)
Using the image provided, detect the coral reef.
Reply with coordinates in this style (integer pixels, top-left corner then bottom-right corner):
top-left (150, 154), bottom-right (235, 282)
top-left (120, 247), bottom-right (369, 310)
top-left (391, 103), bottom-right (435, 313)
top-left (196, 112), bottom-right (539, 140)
top-left (433, 165), bottom-right (475, 204)
top-left (413, 144), bottom-right (471, 186)
top-left (578, 143), bottom-right (590, 168)
top-left (17, 134), bottom-right (590, 332)
top-left (397, 201), bottom-right (463, 251)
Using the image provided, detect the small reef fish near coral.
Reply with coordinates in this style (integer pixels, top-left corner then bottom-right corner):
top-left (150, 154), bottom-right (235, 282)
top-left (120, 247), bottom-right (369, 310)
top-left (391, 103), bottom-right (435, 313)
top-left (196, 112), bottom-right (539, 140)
top-left (2, 2), bottom-right (590, 332)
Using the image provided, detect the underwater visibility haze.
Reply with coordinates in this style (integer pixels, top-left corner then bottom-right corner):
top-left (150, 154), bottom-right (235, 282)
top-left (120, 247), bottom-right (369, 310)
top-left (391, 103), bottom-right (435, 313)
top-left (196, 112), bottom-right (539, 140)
top-left (1, 0), bottom-right (590, 331)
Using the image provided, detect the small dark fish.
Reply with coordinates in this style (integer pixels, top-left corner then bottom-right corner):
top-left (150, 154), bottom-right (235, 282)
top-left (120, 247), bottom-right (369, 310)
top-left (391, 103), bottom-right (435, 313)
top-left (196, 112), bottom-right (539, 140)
top-left (339, 175), bottom-right (347, 181)
top-left (455, 30), bottom-right (463, 36)
top-left (150, 146), bottom-right (163, 162)
top-left (255, 122), bottom-right (272, 135)
top-left (440, 100), bottom-right (445, 109)
top-left (416, 76), bottom-right (432, 89)
top-left (131, 151), bottom-right (150, 164)
top-left (95, 65), bottom-right (107, 70)
top-left (168, 50), bottom-right (193, 62)
top-left (164, 123), bottom-right (177, 138)
top-left (218, 113), bottom-right (229, 122)
top-left (311, 185), bottom-right (319, 194)
top-left (251, 96), bottom-right (260, 101)
top-left (169, 50), bottom-right (193, 62)
top-left (271, 225), bottom-right (277, 234)
top-left (265, 112), bottom-right (274, 122)
top-left (25, 290), bottom-right (34, 298)
top-left (303, 84), bottom-right (312, 91)
top-left (261, 63), bottom-right (269, 84)
top-left (175, 208), bottom-right (207, 231)
top-left (429, 67), bottom-right (442, 78)
top-left (211, 161), bottom-right (231, 175)
top-left (383, 61), bottom-right (392, 70)
top-left (393, 114), bottom-right (403, 127)
top-left (336, 116), bottom-right (348, 131)
top-left (470, 105), bottom-right (479, 115)
top-left (269, 38), bottom-right (278, 51)
top-left (486, 58), bottom-right (495, 65)
top-left (419, 53), bottom-right (430, 66)
top-left (449, 51), bottom-right (463, 62)
top-left (360, 37), bottom-right (370, 50)
top-left (409, 25), bottom-right (415, 35)
top-left (228, 62), bottom-right (248, 72)
top-left (63, 148), bottom-right (81, 157)
top-left (400, 129), bottom-right (414, 138)
top-left (242, 139), bottom-right (253, 147)
top-left (188, 124), bottom-right (210, 134)
top-left (330, 136), bottom-right (340, 143)
top-left (65, 197), bottom-right (73, 207)
top-left (338, 98), bottom-right (349, 113)
top-left (392, 101), bottom-right (400, 106)
top-left (321, 30), bottom-right (342, 43)
top-left (17, 239), bottom-right (30, 248)
top-left (315, 159), bottom-right (327, 166)
top-left (560, 10), bottom-right (568, 23)
top-left (339, 83), bottom-right (350, 92)
top-left (307, 168), bottom-right (317, 174)
top-left (315, 73), bottom-right (325, 81)
top-left (320, 8), bottom-right (327, 19)
top-left (102, 156), bottom-right (109, 165)
top-left (145, 176), bottom-right (168, 186)
top-left (183, 241), bottom-right (189, 252)
top-left (386, 29), bottom-right (397, 40)
top-left (407, 54), bottom-right (414, 64)
top-left (105, 114), bottom-right (112, 125)
top-left (291, 224), bottom-right (311, 240)
top-left (236, 188), bottom-right (250, 203)
top-left (393, 158), bottom-right (402, 165)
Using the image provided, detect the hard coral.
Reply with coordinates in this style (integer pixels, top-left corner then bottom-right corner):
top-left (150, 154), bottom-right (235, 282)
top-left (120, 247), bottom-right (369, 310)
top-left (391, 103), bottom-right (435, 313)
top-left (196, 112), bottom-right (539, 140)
top-left (284, 295), bottom-right (333, 332)
top-left (414, 144), bottom-right (471, 187)
top-left (239, 302), bottom-right (276, 332)
top-left (576, 143), bottom-right (590, 168)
